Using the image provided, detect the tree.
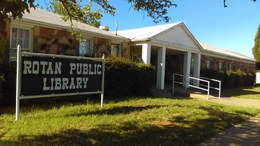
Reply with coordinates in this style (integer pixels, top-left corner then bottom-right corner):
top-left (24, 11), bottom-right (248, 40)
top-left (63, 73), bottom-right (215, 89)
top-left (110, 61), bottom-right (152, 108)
top-left (0, 0), bottom-right (177, 57)
top-left (47, 0), bottom-right (103, 27)
top-left (0, 0), bottom-right (35, 56)
top-left (252, 25), bottom-right (260, 62)
top-left (0, 0), bottom-right (257, 57)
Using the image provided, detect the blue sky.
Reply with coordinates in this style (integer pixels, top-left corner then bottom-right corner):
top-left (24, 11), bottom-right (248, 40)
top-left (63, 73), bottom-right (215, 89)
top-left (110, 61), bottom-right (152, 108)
top-left (37, 0), bottom-right (260, 58)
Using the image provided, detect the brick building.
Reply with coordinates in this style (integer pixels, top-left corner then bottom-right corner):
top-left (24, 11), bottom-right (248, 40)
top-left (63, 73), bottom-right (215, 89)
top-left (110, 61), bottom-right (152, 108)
top-left (0, 8), bottom-right (256, 91)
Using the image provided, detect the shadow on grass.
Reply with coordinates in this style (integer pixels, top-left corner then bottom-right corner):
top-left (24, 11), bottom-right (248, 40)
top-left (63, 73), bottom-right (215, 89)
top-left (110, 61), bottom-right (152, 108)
top-left (66, 105), bottom-right (164, 117)
top-left (221, 87), bottom-right (260, 97)
top-left (3, 104), bottom-right (257, 146)
top-left (0, 96), bottom-right (189, 117)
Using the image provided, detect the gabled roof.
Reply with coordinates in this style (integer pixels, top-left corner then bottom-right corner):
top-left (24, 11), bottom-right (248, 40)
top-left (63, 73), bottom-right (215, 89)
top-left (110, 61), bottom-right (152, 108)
top-left (116, 22), bottom-right (182, 41)
top-left (200, 43), bottom-right (255, 63)
top-left (17, 8), bottom-right (127, 40)
top-left (116, 22), bottom-right (204, 51)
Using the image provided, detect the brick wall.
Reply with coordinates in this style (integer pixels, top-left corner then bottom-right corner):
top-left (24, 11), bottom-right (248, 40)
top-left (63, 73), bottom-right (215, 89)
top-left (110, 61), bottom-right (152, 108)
top-left (201, 55), bottom-right (256, 73)
top-left (33, 26), bottom-right (79, 56)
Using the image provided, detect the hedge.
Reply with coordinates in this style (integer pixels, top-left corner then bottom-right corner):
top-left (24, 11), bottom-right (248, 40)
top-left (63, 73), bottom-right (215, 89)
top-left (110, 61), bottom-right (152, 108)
top-left (0, 58), bottom-right (155, 105)
top-left (105, 58), bottom-right (156, 97)
top-left (200, 69), bottom-right (255, 88)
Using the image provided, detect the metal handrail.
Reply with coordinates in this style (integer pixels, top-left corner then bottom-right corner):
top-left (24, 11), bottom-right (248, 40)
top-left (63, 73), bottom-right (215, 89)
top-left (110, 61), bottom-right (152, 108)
top-left (172, 73), bottom-right (221, 99)
top-left (199, 76), bottom-right (221, 98)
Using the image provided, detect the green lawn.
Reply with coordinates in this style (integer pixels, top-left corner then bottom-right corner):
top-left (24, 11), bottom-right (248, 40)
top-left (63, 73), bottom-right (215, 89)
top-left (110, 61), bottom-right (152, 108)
top-left (222, 87), bottom-right (260, 99)
top-left (0, 97), bottom-right (259, 146)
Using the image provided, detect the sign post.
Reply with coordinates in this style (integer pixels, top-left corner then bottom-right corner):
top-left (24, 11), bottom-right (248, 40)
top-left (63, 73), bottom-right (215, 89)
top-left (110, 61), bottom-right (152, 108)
top-left (256, 71), bottom-right (260, 84)
top-left (15, 45), bottom-right (22, 121)
top-left (15, 49), bottom-right (105, 120)
top-left (101, 54), bottom-right (105, 108)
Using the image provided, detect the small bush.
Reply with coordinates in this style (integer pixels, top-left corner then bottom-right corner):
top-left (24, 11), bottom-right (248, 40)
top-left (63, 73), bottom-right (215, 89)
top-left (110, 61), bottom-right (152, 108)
top-left (235, 69), bottom-right (247, 87)
top-left (200, 69), bottom-right (255, 89)
top-left (0, 62), bottom-right (16, 106)
top-left (200, 69), bottom-right (225, 87)
top-left (105, 58), bottom-right (155, 98)
top-left (224, 70), bottom-right (237, 88)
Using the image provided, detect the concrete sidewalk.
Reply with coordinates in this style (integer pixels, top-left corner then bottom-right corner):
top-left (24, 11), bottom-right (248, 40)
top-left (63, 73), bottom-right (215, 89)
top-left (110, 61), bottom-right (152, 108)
top-left (200, 114), bottom-right (260, 146)
top-left (191, 93), bottom-right (260, 146)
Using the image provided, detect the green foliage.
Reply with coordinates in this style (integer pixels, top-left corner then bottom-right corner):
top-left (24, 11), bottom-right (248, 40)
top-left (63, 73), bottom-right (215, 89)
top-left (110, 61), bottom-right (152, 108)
top-left (200, 69), bottom-right (255, 88)
top-left (105, 58), bottom-right (155, 97)
top-left (0, 0), bottom-right (35, 21)
top-left (0, 63), bottom-right (16, 105)
top-left (127, 0), bottom-right (177, 23)
top-left (200, 69), bottom-right (224, 81)
top-left (48, 0), bottom-right (102, 27)
top-left (0, 0), bottom-right (35, 55)
top-left (225, 70), bottom-right (237, 87)
top-left (252, 24), bottom-right (260, 62)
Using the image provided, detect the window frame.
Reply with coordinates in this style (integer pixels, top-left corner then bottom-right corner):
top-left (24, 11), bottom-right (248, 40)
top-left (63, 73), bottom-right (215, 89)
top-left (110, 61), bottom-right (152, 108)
top-left (219, 61), bottom-right (224, 70)
top-left (9, 24), bottom-right (33, 61)
top-left (206, 60), bottom-right (211, 69)
top-left (111, 44), bottom-right (121, 57)
top-left (79, 38), bottom-right (93, 57)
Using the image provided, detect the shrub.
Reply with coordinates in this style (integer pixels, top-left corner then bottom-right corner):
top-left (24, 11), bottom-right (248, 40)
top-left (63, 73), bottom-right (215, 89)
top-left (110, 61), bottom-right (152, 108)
top-left (235, 69), bottom-right (247, 87)
top-left (224, 70), bottom-right (237, 88)
top-left (105, 58), bottom-right (155, 98)
top-left (0, 73), bottom-right (5, 100)
top-left (245, 73), bottom-right (255, 86)
top-left (200, 69), bottom-right (225, 87)
top-left (0, 62), bottom-right (16, 106)
top-left (200, 69), bottom-right (255, 89)
top-left (0, 74), bottom-right (5, 84)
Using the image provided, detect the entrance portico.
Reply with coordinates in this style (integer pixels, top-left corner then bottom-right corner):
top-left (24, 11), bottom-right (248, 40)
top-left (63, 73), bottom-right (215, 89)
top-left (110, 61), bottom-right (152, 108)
top-left (139, 44), bottom-right (202, 89)
top-left (117, 22), bottom-right (204, 90)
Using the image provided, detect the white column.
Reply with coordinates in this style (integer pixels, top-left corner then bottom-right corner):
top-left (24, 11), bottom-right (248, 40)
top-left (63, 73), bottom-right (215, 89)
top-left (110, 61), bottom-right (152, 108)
top-left (142, 44), bottom-right (151, 64)
top-left (156, 47), bottom-right (166, 89)
top-left (183, 51), bottom-right (191, 88)
top-left (193, 53), bottom-right (201, 86)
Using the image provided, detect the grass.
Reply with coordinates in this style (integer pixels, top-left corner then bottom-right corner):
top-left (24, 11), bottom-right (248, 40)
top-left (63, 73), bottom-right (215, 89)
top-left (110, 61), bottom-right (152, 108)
top-left (222, 87), bottom-right (260, 99)
top-left (0, 97), bottom-right (259, 146)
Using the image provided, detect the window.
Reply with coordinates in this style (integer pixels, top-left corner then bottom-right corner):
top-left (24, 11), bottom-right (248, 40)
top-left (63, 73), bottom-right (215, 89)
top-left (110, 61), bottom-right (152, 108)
top-left (10, 27), bottom-right (32, 61)
top-left (132, 55), bottom-right (142, 63)
top-left (79, 39), bottom-right (93, 57)
top-left (206, 60), bottom-right (211, 69)
top-left (229, 64), bottom-right (232, 70)
top-left (219, 62), bottom-right (224, 70)
top-left (111, 44), bottom-right (121, 57)
top-left (190, 56), bottom-right (194, 75)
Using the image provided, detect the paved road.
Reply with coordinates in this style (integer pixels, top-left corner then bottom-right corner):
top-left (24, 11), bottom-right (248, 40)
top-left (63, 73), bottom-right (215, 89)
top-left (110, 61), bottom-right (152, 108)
top-left (191, 93), bottom-right (260, 146)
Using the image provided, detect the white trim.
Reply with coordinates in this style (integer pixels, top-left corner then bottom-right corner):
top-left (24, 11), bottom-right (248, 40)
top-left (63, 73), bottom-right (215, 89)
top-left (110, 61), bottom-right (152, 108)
top-left (9, 24), bottom-right (33, 61)
top-left (202, 52), bottom-right (255, 64)
top-left (10, 24), bottom-right (33, 51)
top-left (150, 40), bottom-right (201, 54)
top-left (13, 19), bottom-right (127, 41)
